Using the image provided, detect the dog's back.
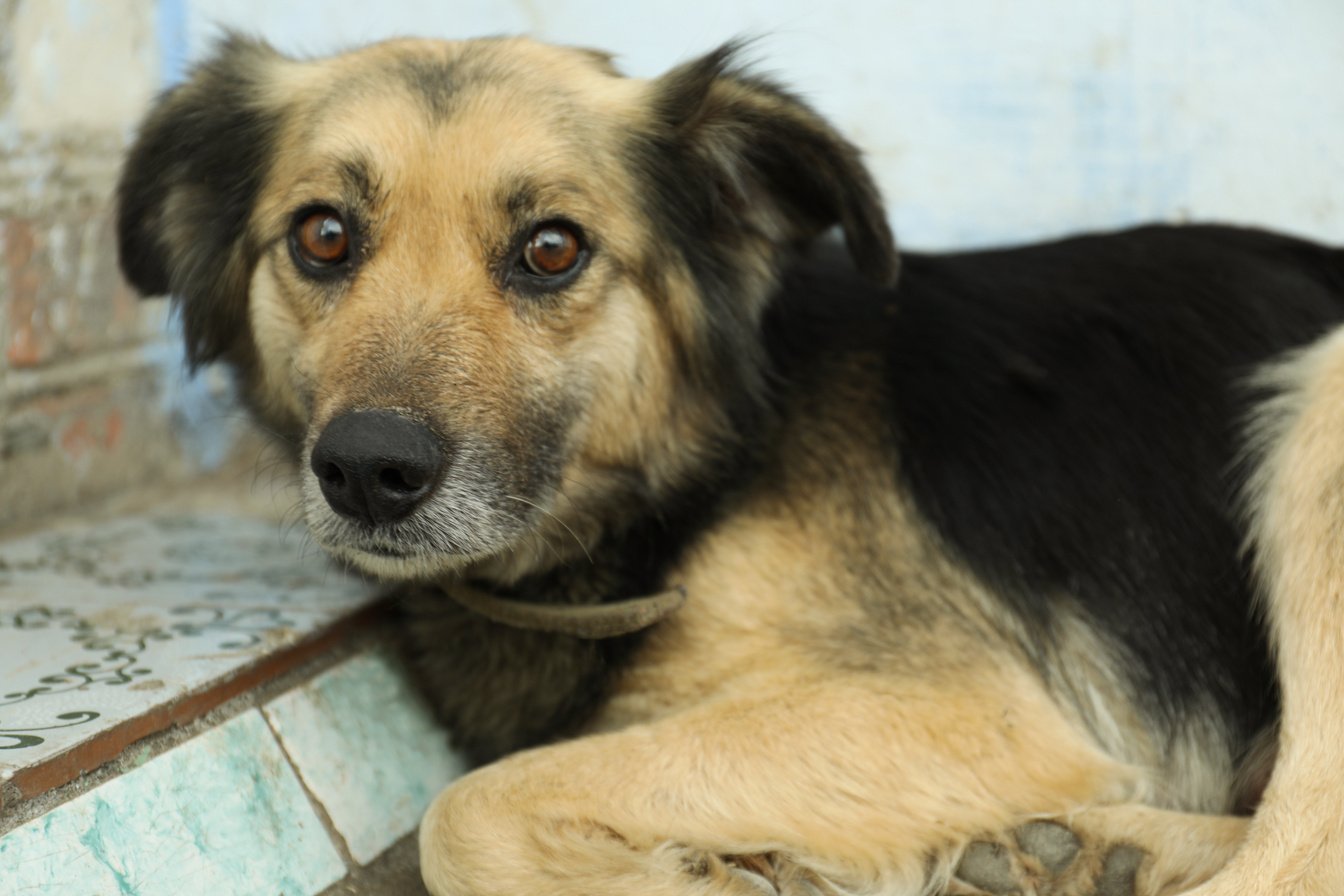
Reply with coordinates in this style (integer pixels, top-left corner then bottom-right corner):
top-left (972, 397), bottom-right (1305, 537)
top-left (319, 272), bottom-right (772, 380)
top-left (755, 225), bottom-right (1344, 812)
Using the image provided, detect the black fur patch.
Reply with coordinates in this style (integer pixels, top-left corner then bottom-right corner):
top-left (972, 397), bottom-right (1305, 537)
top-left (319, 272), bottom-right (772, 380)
top-left (640, 41), bottom-right (897, 287)
top-left (623, 43), bottom-right (899, 472)
top-left (772, 226), bottom-right (1344, 755)
top-left (392, 55), bottom-right (461, 121)
top-left (398, 592), bottom-right (624, 765)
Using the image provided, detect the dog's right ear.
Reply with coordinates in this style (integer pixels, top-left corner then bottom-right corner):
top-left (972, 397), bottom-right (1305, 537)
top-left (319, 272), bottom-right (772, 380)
top-left (646, 42), bottom-right (898, 287)
top-left (116, 34), bottom-right (283, 367)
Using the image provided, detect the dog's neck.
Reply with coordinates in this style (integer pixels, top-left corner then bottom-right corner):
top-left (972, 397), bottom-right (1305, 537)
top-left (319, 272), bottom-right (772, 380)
top-left (399, 454), bottom-right (759, 763)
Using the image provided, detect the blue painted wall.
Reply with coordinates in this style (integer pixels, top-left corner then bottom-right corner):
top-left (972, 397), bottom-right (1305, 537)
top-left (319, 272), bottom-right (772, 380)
top-left (180, 0), bottom-right (1344, 250)
top-left (119, 0), bottom-right (1343, 480)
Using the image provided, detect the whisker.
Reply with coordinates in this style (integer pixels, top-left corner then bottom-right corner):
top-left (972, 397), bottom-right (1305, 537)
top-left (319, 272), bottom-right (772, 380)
top-left (505, 494), bottom-right (594, 566)
top-left (529, 528), bottom-right (566, 565)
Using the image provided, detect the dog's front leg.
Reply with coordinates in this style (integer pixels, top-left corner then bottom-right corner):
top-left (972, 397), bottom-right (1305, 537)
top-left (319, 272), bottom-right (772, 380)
top-left (419, 673), bottom-right (1136, 896)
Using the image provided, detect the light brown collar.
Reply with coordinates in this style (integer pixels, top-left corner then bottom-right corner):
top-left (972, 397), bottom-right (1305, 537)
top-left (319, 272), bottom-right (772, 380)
top-left (438, 580), bottom-right (687, 639)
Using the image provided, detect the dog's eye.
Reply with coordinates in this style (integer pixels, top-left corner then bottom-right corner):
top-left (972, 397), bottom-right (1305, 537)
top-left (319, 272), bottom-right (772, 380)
top-left (292, 208), bottom-right (350, 270)
top-left (521, 224), bottom-right (582, 278)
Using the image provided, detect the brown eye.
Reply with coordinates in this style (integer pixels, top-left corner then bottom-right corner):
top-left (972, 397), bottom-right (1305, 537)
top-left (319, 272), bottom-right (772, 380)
top-left (293, 208), bottom-right (349, 269)
top-left (521, 224), bottom-right (582, 277)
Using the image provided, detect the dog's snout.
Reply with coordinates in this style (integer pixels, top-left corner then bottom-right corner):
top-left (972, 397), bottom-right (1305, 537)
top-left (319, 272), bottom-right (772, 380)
top-left (310, 410), bottom-right (445, 526)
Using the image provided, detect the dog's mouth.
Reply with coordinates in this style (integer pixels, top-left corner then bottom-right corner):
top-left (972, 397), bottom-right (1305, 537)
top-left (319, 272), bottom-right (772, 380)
top-left (360, 543), bottom-right (413, 559)
top-left (305, 475), bottom-right (581, 585)
top-left (310, 534), bottom-right (441, 579)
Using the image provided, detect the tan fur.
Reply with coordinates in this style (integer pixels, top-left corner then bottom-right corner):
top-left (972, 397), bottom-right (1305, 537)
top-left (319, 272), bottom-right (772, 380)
top-left (1185, 325), bottom-right (1344, 895)
top-left (1038, 614), bottom-right (1238, 814)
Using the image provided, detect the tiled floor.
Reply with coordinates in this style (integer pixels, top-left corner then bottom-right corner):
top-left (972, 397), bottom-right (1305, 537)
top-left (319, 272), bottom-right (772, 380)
top-left (0, 513), bottom-right (377, 804)
top-left (0, 505), bottom-right (466, 893)
top-left (0, 647), bottom-right (463, 895)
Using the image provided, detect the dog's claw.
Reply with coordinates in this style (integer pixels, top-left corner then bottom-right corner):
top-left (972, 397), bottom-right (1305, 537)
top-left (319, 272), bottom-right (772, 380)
top-left (729, 866), bottom-right (779, 895)
top-left (724, 854), bottom-right (838, 895)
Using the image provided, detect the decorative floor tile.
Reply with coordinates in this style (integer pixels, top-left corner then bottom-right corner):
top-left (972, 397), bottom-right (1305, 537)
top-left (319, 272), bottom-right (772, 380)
top-left (0, 513), bottom-right (379, 800)
top-left (263, 650), bottom-right (466, 864)
top-left (0, 513), bottom-right (368, 609)
top-left (0, 710), bottom-right (346, 896)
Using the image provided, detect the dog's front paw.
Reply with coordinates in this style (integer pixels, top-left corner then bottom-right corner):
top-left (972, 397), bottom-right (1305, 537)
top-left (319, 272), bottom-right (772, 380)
top-left (951, 820), bottom-right (1146, 896)
top-left (421, 771), bottom-right (838, 896)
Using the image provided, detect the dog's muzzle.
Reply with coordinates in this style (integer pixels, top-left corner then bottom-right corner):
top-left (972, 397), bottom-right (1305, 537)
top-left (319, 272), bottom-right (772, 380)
top-left (310, 409), bottom-right (444, 526)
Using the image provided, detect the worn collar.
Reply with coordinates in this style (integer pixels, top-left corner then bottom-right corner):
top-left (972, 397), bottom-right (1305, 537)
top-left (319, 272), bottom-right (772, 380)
top-left (437, 580), bottom-right (687, 639)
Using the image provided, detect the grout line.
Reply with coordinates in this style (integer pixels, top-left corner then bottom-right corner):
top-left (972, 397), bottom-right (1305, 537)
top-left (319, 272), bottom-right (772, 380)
top-left (262, 701), bottom-right (361, 874)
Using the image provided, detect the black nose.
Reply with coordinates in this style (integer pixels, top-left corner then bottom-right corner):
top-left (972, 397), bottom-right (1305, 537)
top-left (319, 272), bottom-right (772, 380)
top-left (310, 410), bottom-right (445, 526)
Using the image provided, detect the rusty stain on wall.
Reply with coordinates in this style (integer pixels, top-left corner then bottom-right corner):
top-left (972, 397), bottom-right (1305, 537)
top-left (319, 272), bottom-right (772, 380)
top-left (0, 0), bottom-right (243, 529)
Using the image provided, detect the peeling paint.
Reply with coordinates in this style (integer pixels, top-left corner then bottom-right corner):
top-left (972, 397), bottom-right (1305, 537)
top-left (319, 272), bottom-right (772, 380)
top-left (0, 1), bottom-right (15, 127)
top-left (77, 798), bottom-right (138, 896)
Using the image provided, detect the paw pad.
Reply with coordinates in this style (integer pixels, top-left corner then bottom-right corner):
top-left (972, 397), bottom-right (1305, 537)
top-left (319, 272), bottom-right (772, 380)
top-left (955, 841), bottom-right (1021, 894)
top-left (952, 822), bottom-right (1148, 896)
top-left (1091, 845), bottom-right (1143, 896)
top-left (1014, 821), bottom-right (1081, 874)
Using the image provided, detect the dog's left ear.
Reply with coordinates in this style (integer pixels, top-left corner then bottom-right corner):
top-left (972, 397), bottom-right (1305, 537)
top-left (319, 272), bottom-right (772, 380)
top-left (116, 34), bottom-right (284, 368)
top-left (648, 43), bottom-right (898, 286)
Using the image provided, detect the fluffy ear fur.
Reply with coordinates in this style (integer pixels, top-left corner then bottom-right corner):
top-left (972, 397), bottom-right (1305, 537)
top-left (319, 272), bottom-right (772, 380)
top-left (116, 34), bottom-right (283, 367)
top-left (647, 42), bottom-right (898, 287)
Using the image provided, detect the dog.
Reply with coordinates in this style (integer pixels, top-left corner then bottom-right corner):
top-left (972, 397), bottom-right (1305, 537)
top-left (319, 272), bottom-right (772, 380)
top-left (115, 34), bottom-right (1344, 896)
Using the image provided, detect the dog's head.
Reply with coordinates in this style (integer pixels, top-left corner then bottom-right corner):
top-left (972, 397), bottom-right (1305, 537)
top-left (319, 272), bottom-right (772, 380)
top-left (117, 35), bottom-right (896, 583)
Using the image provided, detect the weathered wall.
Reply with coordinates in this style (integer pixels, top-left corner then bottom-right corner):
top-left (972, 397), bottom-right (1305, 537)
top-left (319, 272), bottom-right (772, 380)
top-left (0, 0), bottom-right (238, 529)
